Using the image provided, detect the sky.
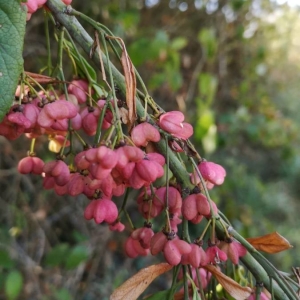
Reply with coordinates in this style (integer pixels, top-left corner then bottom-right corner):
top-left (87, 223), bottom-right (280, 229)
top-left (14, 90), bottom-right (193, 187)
top-left (276, 0), bottom-right (300, 7)
top-left (145, 0), bottom-right (300, 10)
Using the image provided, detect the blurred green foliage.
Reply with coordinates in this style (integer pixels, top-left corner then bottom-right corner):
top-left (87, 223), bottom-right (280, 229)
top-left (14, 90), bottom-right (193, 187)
top-left (1, 0), bottom-right (300, 299)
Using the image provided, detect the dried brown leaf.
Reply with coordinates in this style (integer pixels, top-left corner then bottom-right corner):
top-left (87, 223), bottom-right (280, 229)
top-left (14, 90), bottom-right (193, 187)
top-left (118, 107), bottom-right (129, 124)
top-left (110, 263), bottom-right (173, 300)
top-left (119, 40), bottom-right (136, 129)
top-left (24, 71), bottom-right (59, 84)
top-left (204, 265), bottom-right (252, 300)
top-left (246, 231), bottom-right (293, 254)
top-left (93, 32), bottom-right (111, 89)
top-left (106, 36), bottom-right (137, 129)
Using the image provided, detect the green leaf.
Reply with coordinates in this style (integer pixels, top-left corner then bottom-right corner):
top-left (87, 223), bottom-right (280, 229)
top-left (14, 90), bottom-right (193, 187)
top-left (155, 30), bottom-right (169, 44)
top-left (64, 40), bottom-right (107, 98)
top-left (0, 249), bottom-right (15, 268)
top-left (195, 109), bottom-right (217, 153)
top-left (202, 124), bottom-right (217, 154)
top-left (128, 37), bottom-right (152, 66)
top-left (194, 109), bottom-right (215, 139)
top-left (0, 273), bottom-right (6, 289)
top-left (144, 281), bottom-right (182, 300)
top-left (64, 245), bottom-right (89, 270)
top-left (170, 37), bottom-right (187, 50)
top-left (198, 73), bottom-right (218, 105)
top-left (115, 11), bottom-right (140, 30)
top-left (198, 28), bottom-right (217, 59)
top-left (64, 40), bottom-right (97, 82)
top-left (230, 0), bottom-right (246, 11)
top-left (188, 275), bottom-right (201, 300)
top-left (149, 73), bottom-right (166, 90)
top-left (71, 231), bottom-right (88, 243)
top-left (145, 290), bottom-right (172, 300)
top-left (0, 1), bottom-right (26, 121)
top-left (5, 270), bottom-right (23, 300)
top-left (192, 286), bottom-right (201, 300)
top-left (92, 82), bottom-right (106, 98)
top-left (45, 243), bottom-right (70, 267)
top-left (54, 288), bottom-right (72, 300)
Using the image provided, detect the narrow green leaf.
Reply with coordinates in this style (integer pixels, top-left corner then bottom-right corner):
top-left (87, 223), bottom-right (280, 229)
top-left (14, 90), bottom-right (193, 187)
top-left (92, 83), bottom-right (106, 98)
top-left (64, 245), bottom-right (89, 270)
top-left (5, 270), bottom-right (23, 300)
top-left (0, 1), bottom-right (27, 121)
top-left (0, 249), bottom-right (15, 268)
top-left (198, 28), bottom-right (217, 59)
top-left (170, 37), bottom-right (187, 50)
top-left (0, 273), bottom-right (6, 289)
top-left (64, 40), bottom-right (97, 81)
top-left (71, 231), bottom-right (88, 243)
top-left (54, 288), bottom-right (72, 300)
top-left (64, 39), bottom-right (107, 98)
top-left (44, 243), bottom-right (70, 267)
top-left (198, 73), bottom-right (217, 104)
top-left (144, 290), bottom-right (172, 300)
top-left (144, 281), bottom-right (182, 300)
top-left (191, 279), bottom-right (201, 300)
top-left (194, 109), bottom-right (215, 139)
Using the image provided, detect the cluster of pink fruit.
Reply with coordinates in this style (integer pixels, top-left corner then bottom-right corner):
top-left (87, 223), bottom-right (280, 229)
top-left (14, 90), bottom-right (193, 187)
top-left (0, 77), bottom-right (248, 292)
top-left (0, 80), bottom-right (111, 141)
top-left (2, 3), bottom-right (272, 299)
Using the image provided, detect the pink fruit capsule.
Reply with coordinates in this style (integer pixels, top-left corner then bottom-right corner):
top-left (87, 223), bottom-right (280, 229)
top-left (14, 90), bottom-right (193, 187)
top-left (131, 123), bottom-right (160, 147)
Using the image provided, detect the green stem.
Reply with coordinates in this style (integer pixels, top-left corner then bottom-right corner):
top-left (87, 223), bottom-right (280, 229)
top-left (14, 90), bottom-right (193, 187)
top-left (56, 27), bottom-right (67, 94)
top-left (255, 284), bottom-right (263, 300)
top-left (44, 10), bottom-right (53, 76)
top-left (189, 157), bottom-right (217, 219)
top-left (165, 136), bottom-right (170, 208)
top-left (93, 94), bottom-right (111, 145)
top-left (227, 226), bottom-right (298, 300)
top-left (197, 219), bottom-right (212, 242)
top-left (69, 9), bottom-right (153, 104)
top-left (182, 218), bottom-right (191, 244)
top-left (270, 278), bottom-right (274, 300)
top-left (99, 32), bottom-right (123, 142)
top-left (73, 130), bottom-right (87, 147)
top-left (59, 133), bottom-right (69, 157)
top-left (64, 31), bottom-right (93, 83)
top-left (124, 210), bottom-right (135, 230)
top-left (101, 125), bottom-right (116, 146)
top-left (118, 188), bottom-right (130, 218)
top-left (195, 267), bottom-right (205, 300)
top-left (19, 71), bottom-right (25, 105)
top-left (218, 211), bottom-right (232, 226)
top-left (29, 138), bottom-right (36, 155)
top-left (169, 265), bottom-right (181, 300)
top-left (25, 75), bottom-right (47, 97)
top-left (183, 265), bottom-right (189, 300)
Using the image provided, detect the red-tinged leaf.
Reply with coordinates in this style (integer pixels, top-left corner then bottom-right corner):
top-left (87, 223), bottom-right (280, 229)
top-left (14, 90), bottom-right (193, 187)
top-left (246, 231), bottom-right (293, 254)
top-left (107, 36), bottom-right (137, 129)
top-left (204, 265), bottom-right (252, 300)
top-left (110, 263), bottom-right (173, 300)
